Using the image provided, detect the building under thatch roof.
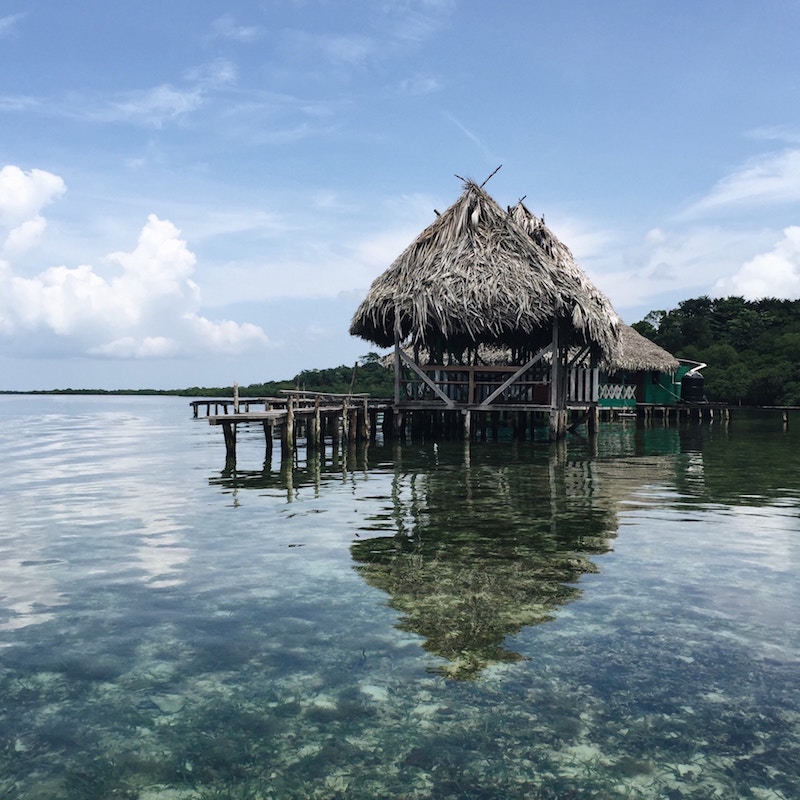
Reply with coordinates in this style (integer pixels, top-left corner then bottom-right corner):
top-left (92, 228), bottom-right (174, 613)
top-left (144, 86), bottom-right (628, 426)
top-left (604, 324), bottom-right (679, 374)
top-left (349, 181), bottom-right (621, 362)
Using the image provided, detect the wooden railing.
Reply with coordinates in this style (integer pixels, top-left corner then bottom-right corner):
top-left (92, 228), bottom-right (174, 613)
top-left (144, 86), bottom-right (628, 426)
top-left (399, 365), bottom-right (599, 406)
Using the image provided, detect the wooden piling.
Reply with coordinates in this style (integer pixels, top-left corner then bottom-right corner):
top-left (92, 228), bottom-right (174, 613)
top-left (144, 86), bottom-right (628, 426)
top-left (282, 398), bottom-right (295, 456)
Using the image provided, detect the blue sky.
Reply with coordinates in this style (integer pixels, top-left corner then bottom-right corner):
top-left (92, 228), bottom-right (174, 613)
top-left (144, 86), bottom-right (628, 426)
top-left (2, 1), bottom-right (800, 390)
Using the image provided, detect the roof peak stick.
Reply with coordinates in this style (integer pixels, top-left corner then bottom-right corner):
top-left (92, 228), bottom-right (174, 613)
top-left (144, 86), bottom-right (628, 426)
top-left (480, 164), bottom-right (502, 188)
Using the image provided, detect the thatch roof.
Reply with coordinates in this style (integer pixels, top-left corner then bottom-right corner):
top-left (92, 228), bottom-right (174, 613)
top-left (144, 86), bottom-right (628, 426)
top-left (508, 200), bottom-right (623, 355)
top-left (603, 324), bottom-right (679, 373)
top-left (350, 181), bottom-right (621, 359)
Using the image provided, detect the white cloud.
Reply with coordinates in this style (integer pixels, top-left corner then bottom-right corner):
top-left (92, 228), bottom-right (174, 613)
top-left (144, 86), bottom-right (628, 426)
top-left (3, 215), bottom-right (47, 255)
top-left (0, 165), bottom-right (66, 228)
top-left (585, 225), bottom-right (777, 315)
top-left (89, 336), bottom-right (180, 359)
top-left (103, 85), bottom-right (204, 127)
top-left (0, 180), bottom-right (269, 359)
top-left (713, 226), bottom-right (800, 300)
top-left (184, 58), bottom-right (238, 90)
top-left (376, 0), bottom-right (456, 45)
top-left (685, 149), bottom-right (800, 215)
top-left (92, 59), bottom-right (236, 128)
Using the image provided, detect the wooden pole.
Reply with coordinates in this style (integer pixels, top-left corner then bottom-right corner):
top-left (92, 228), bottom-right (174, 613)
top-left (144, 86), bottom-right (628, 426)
top-left (360, 398), bottom-right (370, 441)
top-left (222, 421), bottom-right (236, 462)
top-left (282, 398), bottom-right (295, 456)
top-left (263, 420), bottom-right (273, 463)
top-left (341, 400), bottom-right (350, 443)
top-left (312, 397), bottom-right (321, 449)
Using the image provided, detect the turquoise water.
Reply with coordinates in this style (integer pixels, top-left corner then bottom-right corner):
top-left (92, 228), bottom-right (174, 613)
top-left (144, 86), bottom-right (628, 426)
top-left (0, 395), bottom-right (798, 799)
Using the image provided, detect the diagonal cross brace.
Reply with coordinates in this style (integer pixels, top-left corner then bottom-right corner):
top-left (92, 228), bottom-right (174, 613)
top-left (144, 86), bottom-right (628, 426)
top-left (398, 349), bottom-right (456, 407)
top-left (479, 346), bottom-right (551, 407)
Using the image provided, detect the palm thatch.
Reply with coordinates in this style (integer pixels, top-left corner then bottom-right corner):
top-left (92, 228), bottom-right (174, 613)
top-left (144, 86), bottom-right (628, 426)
top-left (350, 181), bottom-right (621, 360)
top-left (604, 324), bottom-right (679, 373)
top-left (508, 200), bottom-right (623, 355)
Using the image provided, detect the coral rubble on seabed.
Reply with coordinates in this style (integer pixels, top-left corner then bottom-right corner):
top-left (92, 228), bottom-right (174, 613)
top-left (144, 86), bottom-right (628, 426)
top-left (2, 610), bottom-right (798, 800)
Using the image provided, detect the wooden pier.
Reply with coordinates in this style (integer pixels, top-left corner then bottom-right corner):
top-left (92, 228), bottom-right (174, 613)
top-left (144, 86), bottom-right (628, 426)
top-left (193, 390), bottom-right (393, 464)
top-left (195, 387), bottom-right (600, 465)
top-left (195, 386), bottom-right (796, 466)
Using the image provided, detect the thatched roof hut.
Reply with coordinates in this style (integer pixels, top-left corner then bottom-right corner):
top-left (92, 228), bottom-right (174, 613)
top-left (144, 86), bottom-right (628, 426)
top-left (509, 201), bottom-right (623, 354)
top-left (604, 324), bottom-right (679, 373)
top-left (350, 181), bottom-right (621, 361)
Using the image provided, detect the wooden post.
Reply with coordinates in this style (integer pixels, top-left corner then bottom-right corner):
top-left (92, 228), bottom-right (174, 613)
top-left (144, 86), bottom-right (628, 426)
top-left (549, 319), bottom-right (567, 440)
top-left (263, 420), bottom-right (273, 463)
top-left (360, 398), bottom-right (370, 441)
top-left (393, 320), bottom-right (402, 404)
top-left (222, 421), bottom-right (236, 462)
top-left (233, 381), bottom-right (239, 413)
top-left (382, 409), bottom-right (393, 441)
top-left (588, 405), bottom-right (599, 436)
top-left (341, 400), bottom-right (350, 443)
top-left (311, 397), bottom-right (321, 449)
top-left (463, 409), bottom-right (472, 442)
top-left (282, 398), bottom-right (295, 456)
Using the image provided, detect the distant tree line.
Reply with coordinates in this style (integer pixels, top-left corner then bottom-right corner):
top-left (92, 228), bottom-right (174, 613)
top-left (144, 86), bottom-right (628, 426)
top-left (632, 296), bottom-right (800, 406)
top-left (182, 353), bottom-right (395, 399)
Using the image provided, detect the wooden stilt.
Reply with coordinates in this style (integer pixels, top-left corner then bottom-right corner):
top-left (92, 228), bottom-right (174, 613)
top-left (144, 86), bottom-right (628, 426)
top-left (222, 421), bottom-right (236, 462)
top-left (588, 405), bottom-right (598, 436)
top-left (282, 399), bottom-right (295, 456)
top-left (263, 420), bottom-right (273, 463)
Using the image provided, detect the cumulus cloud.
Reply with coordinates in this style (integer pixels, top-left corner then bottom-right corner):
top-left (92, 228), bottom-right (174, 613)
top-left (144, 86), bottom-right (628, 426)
top-left (0, 176), bottom-right (269, 359)
top-left (714, 226), bottom-right (800, 300)
top-left (0, 166), bottom-right (65, 259)
top-left (0, 165), bottom-right (66, 230)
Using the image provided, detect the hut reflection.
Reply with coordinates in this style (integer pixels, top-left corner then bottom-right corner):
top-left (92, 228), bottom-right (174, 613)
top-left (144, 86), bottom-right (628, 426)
top-left (350, 444), bottom-right (620, 679)
top-left (209, 429), bottom-right (686, 679)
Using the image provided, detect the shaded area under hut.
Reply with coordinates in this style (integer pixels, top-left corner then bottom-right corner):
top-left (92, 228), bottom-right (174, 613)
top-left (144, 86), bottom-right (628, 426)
top-left (349, 179), bottom-right (623, 440)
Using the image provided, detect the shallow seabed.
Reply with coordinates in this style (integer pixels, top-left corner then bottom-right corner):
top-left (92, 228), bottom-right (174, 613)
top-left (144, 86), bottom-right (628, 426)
top-left (0, 396), bottom-right (798, 799)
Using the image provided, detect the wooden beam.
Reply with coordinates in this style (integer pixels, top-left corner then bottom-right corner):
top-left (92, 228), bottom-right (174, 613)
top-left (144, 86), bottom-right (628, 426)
top-left (398, 349), bottom-right (456, 407)
top-left (394, 331), bottom-right (403, 404)
top-left (479, 346), bottom-right (550, 407)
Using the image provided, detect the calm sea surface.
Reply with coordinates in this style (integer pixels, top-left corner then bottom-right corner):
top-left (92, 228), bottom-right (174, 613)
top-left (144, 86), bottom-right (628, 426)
top-left (0, 395), bottom-right (798, 799)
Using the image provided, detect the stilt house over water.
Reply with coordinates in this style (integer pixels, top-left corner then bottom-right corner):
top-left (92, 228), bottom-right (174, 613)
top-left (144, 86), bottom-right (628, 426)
top-left (349, 179), bottom-right (626, 439)
top-left (600, 324), bottom-right (682, 412)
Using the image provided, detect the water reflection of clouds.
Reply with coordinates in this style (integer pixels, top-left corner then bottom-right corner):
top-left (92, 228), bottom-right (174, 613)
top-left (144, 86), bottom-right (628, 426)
top-left (0, 558), bottom-right (67, 631)
top-left (135, 529), bottom-right (193, 588)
